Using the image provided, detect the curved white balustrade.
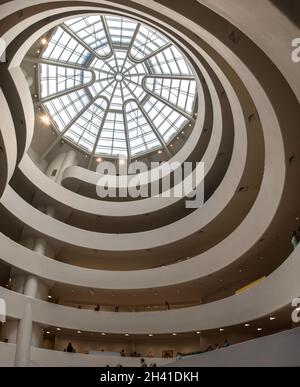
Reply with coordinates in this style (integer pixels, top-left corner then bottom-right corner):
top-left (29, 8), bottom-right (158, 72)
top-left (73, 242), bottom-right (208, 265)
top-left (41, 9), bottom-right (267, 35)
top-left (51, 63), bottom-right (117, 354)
top-left (1, 246), bottom-right (299, 334)
top-left (0, 343), bottom-right (171, 367)
top-left (0, 90), bottom-right (18, 197)
top-left (196, 0), bottom-right (300, 101)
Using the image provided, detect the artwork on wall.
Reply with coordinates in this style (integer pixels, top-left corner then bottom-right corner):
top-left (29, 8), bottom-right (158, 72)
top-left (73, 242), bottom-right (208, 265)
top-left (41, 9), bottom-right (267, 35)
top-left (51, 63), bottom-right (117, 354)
top-left (162, 350), bottom-right (174, 358)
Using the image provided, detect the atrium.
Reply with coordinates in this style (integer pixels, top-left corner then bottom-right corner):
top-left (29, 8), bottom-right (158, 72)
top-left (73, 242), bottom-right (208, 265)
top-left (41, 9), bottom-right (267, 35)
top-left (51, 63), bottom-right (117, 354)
top-left (0, 0), bottom-right (299, 368)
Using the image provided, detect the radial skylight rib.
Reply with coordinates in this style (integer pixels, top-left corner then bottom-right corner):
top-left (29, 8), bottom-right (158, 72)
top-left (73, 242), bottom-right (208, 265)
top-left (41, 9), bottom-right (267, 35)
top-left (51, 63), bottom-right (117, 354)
top-left (42, 27), bottom-right (91, 65)
top-left (125, 101), bottom-right (161, 156)
top-left (65, 98), bottom-right (108, 152)
top-left (130, 25), bottom-right (170, 62)
top-left (64, 16), bottom-right (112, 58)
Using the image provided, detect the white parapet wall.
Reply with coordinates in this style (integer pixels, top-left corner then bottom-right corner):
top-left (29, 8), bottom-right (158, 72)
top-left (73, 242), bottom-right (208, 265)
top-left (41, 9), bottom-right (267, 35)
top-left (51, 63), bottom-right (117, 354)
top-left (167, 327), bottom-right (300, 367)
top-left (0, 342), bottom-right (172, 367)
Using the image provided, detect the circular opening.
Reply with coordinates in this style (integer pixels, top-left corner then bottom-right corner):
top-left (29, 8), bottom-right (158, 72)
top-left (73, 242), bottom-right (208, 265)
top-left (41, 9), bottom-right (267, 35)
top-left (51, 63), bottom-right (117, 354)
top-left (38, 14), bottom-right (198, 159)
top-left (115, 74), bottom-right (123, 82)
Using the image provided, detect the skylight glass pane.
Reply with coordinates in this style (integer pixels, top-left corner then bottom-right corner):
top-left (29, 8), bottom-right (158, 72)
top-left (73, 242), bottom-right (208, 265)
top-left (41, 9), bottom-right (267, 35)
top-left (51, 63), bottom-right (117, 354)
top-left (40, 64), bottom-right (93, 98)
top-left (43, 89), bottom-right (90, 131)
top-left (42, 27), bottom-right (91, 65)
top-left (144, 77), bottom-right (196, 114)
top-left (130, 25), bottom-right (169, 61)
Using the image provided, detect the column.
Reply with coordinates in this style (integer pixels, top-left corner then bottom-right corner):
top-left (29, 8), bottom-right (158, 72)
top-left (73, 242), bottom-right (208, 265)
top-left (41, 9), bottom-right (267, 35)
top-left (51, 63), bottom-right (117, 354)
top-left (56, 149), bottom-right (77, 184)
top-left (45, 152), bottom-right (66, 181)
top-left (45, 206), bottom-right (55, 218)
top-left (13, 237), bottom-right (50, 366)
top-left (15, 303), bottom-right (32, 367)
top-left (23, 238), bottom-right (47, 298)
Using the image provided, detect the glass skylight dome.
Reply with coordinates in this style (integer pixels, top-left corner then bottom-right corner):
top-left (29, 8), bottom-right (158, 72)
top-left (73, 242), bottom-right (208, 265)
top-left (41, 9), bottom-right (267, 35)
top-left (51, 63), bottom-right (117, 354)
top-left (39, 15), bottom-right (197, 159)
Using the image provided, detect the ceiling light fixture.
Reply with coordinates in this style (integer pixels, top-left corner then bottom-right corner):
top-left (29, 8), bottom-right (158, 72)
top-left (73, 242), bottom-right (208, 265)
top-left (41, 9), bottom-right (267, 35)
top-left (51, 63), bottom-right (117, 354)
top-left (41, 115), bottom-right (50, 126)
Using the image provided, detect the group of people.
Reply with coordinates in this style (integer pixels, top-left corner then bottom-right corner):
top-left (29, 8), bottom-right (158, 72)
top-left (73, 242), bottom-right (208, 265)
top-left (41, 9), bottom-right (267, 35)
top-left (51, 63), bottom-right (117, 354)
top-left (140, 359), bottom-right (157, 367)
top-left (205, 339), bottom-right (230, 353)
top-left (110, 360), bottom-right (157, 368)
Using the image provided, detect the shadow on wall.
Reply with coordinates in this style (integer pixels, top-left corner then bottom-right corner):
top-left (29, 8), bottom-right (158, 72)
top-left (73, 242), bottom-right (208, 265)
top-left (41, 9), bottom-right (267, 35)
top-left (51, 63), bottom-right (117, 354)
top-left (270, 0), bottom-right (300, 27)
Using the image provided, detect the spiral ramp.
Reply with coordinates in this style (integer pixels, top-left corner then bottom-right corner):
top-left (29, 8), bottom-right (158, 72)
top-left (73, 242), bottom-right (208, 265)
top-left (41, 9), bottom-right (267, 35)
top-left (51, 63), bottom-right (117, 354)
top-left (0, 0), bottom-right (299, 367)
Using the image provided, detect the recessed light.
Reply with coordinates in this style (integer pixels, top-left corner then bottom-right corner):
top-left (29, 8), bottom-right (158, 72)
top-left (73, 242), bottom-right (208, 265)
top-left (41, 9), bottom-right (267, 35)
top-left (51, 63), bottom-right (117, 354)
top-left (125, 334), bottom-right (130, 337)
top-left (77, 331), bottom-right (82, 334)
top-left (245, 324), bottom-right (251, 327)
top-left (56, 328), bottom-right (61, 331)
top-left (46, 331), bottom-right (51, 335)
top-left (196, 331), bottom-right (201, 335)
top-left (96, 158), bottom-right (102, 163)
top-left (149, 334), bottom-right (153, 337)
top-left (48, 295), bottom-right (52, 299)
top-left (172, 333), bottom-right (177, 336)
top-left (219, 329), bottom-right (224, 332)
top-left (41, 38), bottom-right (47, 45)
top-left (270, 317), bottom-right (276, 321)
top-left (101, 333), bottom-right (106, 336)
top-left (41, 115), bottom-right (50, 126)
top-left (257, 328), bottom-right (263, 331)
top-left (158, 150), bottom-right (163, 154)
